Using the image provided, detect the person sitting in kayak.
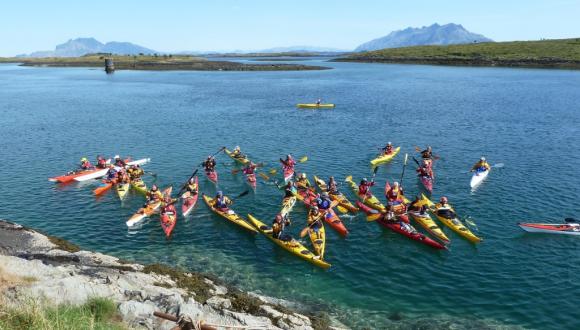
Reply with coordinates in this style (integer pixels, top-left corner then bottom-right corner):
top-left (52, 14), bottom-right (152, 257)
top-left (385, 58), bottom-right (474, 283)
top-left (80, 157), bottom-right (93, 170)
top-left (307, 206), bottom-right (324, 239)
top-left (433, 196), bottom-right (456, 218)
top-left (280, 154), bottom-right (296, 169)
top-left (408, 196), bottom-right (428, 215)
top-left (284, 181), bottom-right (297, 198)
top-left (471, 157), bottom-right (490, 172)
top-left (417, 163), bottom-right (432, 179)
top-left (381, 142), bottom-right (394, 155)
top-left (146, 185), bottom-right (163, 204)
top-left (316, 98), bottom-right (322, 106)
top-left (96, 155), bottom-right (108, 169)
top-left (296, 173), bottom-right (311, 190)
top-left (212, 191), bottom-right (232, 211)
top-left (242, 162), bottom-right (257, 175)
top-left (185, 177), bottom-right (198, 195)
top-left (160, 196), bottom-right (177, 220)
top-left (127, 165), bottom-right (144, 180)
top-left (386, 182), bottom-right (405, 207)
top-left (203, 156), bottom-right (216, 172)
top-left (358, 178), bottom-right (375, 197)
top-left (117, 169), bottom-right (130, 184)
top-left (113, 155), bottom-right (126, 167)
top-left (316, 192), bottom-right (332, 210)
top-left (327, 176), bottom-right (339, 195)
top-left (231, 146), bottom-right (247, 160)
top-left (272, 213), bottom-right (291, 240)
top-left (105, 165), bottom-right (118, 181)
top-left (420, 146), bottom-right (433, 160)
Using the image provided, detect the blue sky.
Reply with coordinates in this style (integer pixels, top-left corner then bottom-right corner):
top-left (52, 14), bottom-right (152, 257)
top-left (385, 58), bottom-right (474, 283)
top-left (1, 0), bottom-right (578, 56)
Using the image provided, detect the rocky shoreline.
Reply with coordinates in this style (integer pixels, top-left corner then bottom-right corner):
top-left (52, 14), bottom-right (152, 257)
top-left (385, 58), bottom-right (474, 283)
top-left (0, 220), bottom-right (342, 329)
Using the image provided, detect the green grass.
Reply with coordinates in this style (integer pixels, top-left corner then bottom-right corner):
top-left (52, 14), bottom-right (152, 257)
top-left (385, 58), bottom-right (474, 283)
top-left (339, 38), bottom-right (580, 68)
top-left (0, 297), bottom-right (125, 330)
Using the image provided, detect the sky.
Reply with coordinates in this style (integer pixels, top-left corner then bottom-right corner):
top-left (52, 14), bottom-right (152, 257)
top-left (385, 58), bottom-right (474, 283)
top-left (0, 0), bottom-right (578, 56)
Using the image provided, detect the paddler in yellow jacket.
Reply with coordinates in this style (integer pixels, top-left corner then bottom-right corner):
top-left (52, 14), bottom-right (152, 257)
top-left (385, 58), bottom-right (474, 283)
top-left (184, 177), bottom-right (198, 195)
top-left (470, 157), bottom-right (490, 172)
top-left (127, 165), bottom-right (144, 180)
top-left (146, 185), bottom-right (163, 204)
top-left (272, 213), bottom-right (291, 240)
top-left (296, 173), bottom-right (311, 190)
top-left (231, 146), bottom-right (247, 160)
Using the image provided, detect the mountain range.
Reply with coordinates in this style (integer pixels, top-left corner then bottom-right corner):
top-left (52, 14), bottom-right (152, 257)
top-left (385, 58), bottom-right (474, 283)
top-left (19, 38), bottom-right (157, 57)
top-left (354, 23), bottom-right (492, 52)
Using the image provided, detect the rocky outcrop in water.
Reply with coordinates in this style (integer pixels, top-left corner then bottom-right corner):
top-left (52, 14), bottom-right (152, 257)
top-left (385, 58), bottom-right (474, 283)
top-left (0, 220), bottom-right (339, 329)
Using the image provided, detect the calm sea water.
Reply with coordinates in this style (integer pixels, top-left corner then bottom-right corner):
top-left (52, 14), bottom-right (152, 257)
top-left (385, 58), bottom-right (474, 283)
top-left (1, 60), bottom-right (579, 329)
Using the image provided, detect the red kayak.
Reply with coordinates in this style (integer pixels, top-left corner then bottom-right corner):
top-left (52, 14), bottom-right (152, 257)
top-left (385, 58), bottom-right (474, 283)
top-left (356, 201), bottom-right (445, 250)
top-left (181, 176), bottom-right (199, 216)
top-left (246, 173), bottom-right (257, 189)
top-left (160, 204), bottom-right (177, 237)
top-left (205, 170), bottom-right (218, 184)
top-left (283, 166), bottom-right (294, 183)
top-left (419, 175), bottom-right (434, 193)
top-left (49, 168), bottom-right (99, 183)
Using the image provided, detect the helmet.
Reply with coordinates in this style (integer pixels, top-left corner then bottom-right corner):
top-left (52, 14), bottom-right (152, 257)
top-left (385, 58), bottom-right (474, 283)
top-left (216, 191), bottom-right (223, 197)
top-left (97, 155), bottom-right (103, 160)
top-left (207, 155), bottom-right (212, 159)
top-left (311, 206), bottom-right (319, 213)
top-left (81, 157), bottom-right (88, 162)
top-left (151, 184), bottom-right (158, 191)
top-left (427, 146), bottom-right (432, 151)
top-left (480, 157), bottom-right (486, 161)
top-left (275, 213), bottom-right (283, 221)
top-left (300, 173), bottom-right (307, 179)
top-left (393, 182), bottom-right (399, 187)
top-left (114, 155), bottom-right (120, 159)
top-left (329, 176), bottom-right (334, 181)
top-left (287, 154), bottom-right (292, 159)
top-left (188, 177), bottom-right (195, 183)
top-left (440, 196), bottom-right (448, 204)
top-left (362, 178), bottom-right (368, 182)
top-left (387, 142), bottom-right (392, 145)
top-left (235, 146), bottom-right (240, 150)
top-left (321, 192), bottom-right (329, 198)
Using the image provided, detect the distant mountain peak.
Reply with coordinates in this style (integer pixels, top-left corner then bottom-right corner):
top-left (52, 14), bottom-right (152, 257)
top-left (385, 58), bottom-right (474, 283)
top-left (20, 38), bottom-right (157, 58)
top-left (355, 23), bottom-right (492, 52)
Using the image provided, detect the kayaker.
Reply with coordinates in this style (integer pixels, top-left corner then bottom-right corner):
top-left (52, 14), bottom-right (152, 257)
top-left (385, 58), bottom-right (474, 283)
top-left (471, 157), bottom-right (491, 172)
top-left (316, 192), bottom-right (332, 210)
top-left (420, 146), bottom-right (433, 158)
top-left (296, 173), bottom-right (311, 190)
top-left (433, 196), bottom-right (457, 218)
top-left (327, 176), bottom-right (339, 195)
top-left (408, 196), bottom-right (428, 214)
top-left (307, 206), bottom-right (324, 238)
top-left (185, 177), bottom-right (198, 195)
top-left (231, 146), bottom-right (246, 160)
top-left (316, 98), bottom-right (322, 105)
top-left (212, 191), bottom-right (232, 211)
top-left (272, 213), bottom-right (291, 240)
top-left (117, 169), bottom-right (130, 184)
top-left (127, 165), bottom-right (144, 180)
top-left (242, 162), bottom-right (257, 175)
top-left (203, 156), bottom-right (216, 172)
top-left (146, 185), bottom-right (163, 204)
top-left (160, 197), bottom-right (177, 220)
top-left (417, 163), bottom-right (432, 178)
top-left (80, 157), bottom-right (93, 170)
top-left (284, 181), bottom-right (297, 198)
top-left (280, 155), bottom-right (296, 169)
top-left (96, 156), bottom-right (108, 169)
top-left (385, 182), bottom-right (405, 206)
top-left (358, 178), bottom-right (375, 197)
top-left (114, 155), bottom-right (126, 167)
top-left (105, 165), bottom-right (118, 181)
top-left (381, 142), bottom-right (394, 155)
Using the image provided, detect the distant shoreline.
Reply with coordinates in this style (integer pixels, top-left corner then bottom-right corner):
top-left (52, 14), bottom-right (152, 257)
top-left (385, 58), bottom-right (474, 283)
top-left (0, 55), bottom-right (331, 71)
top-left (334, 38), bottom-right (580, 70)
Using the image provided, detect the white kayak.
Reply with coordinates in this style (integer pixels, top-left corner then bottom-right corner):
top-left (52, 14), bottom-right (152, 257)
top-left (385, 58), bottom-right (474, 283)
top-left (518, 222), bottom-right (580, 235)
top-left (74, 158), bottom-right (151, 182)
top-left (470, 168), bottom-right (490, 188)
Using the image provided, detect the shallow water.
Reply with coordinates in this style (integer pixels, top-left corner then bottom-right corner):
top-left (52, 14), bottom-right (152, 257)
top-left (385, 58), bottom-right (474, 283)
top-left (1, 60), bottom-right (579, 329)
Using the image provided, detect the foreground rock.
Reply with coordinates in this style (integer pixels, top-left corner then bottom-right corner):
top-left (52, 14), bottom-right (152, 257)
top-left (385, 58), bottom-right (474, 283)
top-left (0, 220), bottom-right (341, 329)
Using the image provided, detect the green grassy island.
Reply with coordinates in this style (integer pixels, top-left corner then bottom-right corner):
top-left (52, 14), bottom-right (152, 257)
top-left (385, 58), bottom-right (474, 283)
top-left (335, 38), bottom-right (580, 69)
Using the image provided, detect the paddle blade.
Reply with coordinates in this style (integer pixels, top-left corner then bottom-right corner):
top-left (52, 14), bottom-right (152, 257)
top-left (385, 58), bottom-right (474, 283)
top-left (237, 190), bottom-right (250, 199)
top-left (337, 205), bottom-right (348, 214)
top-left (269, 168), bottom-right (278, 175)
top-left (372, 166), bottom-right (379, 176)
top-left (493, 163), bottom-right (505, 168)
top-left (345, 175), bottom-right (353, 182)
top-left (367, 213), bottom-right (382, 222)
top-left (259, 172), bottom-right (270, 181)
top-left (404, 153), bottom-right (408, 165)
top-left (299, 156), bottom-right (308, 163)
top-left (415, 146), bottom-right (421, 152)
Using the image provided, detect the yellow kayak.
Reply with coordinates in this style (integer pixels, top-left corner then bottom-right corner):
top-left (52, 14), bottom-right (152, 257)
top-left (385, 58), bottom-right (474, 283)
top-left (203, 194), bottom-right (257, 233)
top-left (296, 104), bottom-right (335, 109)
top-left (116, 182), bottom-right (130, 200)
top-left (224, 148), bottom-right (250, 165)
top-left (422, 194), bottom-right (481, 243)
top-left (409, 210), bottom-right (450, 244)
top-left (345, 176), bottom-right (386, 212)
top-left (370, 146), bottom-right (401, 166)
top-left (280, 196), bottom-right (296, 217)
top-left (130, 178), bottom-right (148, 195)
top-left (248, 214), bottom-right (331, 269)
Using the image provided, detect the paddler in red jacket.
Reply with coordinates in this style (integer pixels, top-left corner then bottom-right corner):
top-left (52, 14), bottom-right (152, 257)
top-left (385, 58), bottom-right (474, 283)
top-left (381, 142), bottom-right (394, 155)
top-left (96, 156), bottom-right (108, 169)
top-left (358, 178), bottom-right (375, 197)
top-left (80, 157), bottom-right (93, 170)
top-left (385, 182), bottom-right (405, 207)
top-left (280, 154), bottom-right (296, 169)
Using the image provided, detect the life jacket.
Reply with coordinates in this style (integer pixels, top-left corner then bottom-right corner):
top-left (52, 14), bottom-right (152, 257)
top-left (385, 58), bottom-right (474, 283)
top-left (358, 182), bottom-right (373, 196)
top-left (243, 166), bottom-right (255, 175)
top-left (148, 190), bottom-right (162, 202)
top-left (387, 186), bottom-right (403, 202)
top-left (308, 212), bottom-right (323, 229)
top-left (215, 196), bottom-right (229, 209)
top-left (106, 168), bottom-right (117, 179)
top-left (97, 158), bottom-right (107, 168)
top-left (284, 187), bottom-right (296, 198)
top-left (162, 203), bottom-right (176, 215)
top-left (186, 182), bottom-right (198, 193)
top-left (317, 198), bottom-right (331, 210)
top-left (80, 161), bottom-right (92, 170)
top-left (385, 146), bottom-right (393, 154)
top-left (115, 159), bottom-right (125, 167)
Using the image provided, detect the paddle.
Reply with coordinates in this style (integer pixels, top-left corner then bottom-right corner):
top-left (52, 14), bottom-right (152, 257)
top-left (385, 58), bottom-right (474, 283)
top-left (231, 190), bottom-right (250, 201)
top-left (299, 218), bottom-right (320, 238)
top-left (145, 171), bottom-right (157, 178)
top-left (466, 162), bottom-right (504, 173)
top-left (414, 146), bottom-right (440, 160)
top-left (299, 156), bottom-right (308, 163)
top-left (176, 169), bottom-right (199, 197)
top-left (399, 153), bottom-right (409, 187)
top-left (199, 147), bottom-right (226, 167)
